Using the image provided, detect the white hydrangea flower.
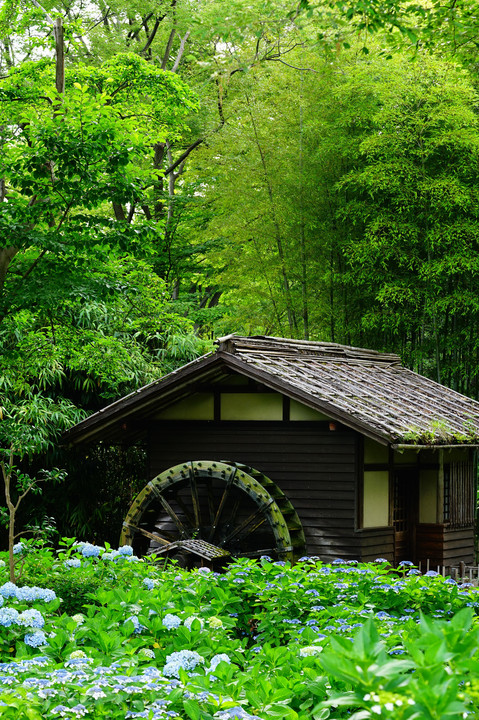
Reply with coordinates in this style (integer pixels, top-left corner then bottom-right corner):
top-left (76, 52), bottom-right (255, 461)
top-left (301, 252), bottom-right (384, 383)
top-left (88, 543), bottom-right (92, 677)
top-left (299, 646), bottom-right (323, 657)
top-left (207, 616), bottom-right (223, 629)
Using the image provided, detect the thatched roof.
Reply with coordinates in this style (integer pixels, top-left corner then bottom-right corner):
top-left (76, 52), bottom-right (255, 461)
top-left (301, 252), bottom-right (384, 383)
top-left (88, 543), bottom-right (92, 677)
top-left (63, 335), bottom-right (479, 447)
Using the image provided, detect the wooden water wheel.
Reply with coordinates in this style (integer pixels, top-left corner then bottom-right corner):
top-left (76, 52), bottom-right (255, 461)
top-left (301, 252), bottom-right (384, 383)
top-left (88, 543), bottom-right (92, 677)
top-left (120, 460), bottom-right (305, 563)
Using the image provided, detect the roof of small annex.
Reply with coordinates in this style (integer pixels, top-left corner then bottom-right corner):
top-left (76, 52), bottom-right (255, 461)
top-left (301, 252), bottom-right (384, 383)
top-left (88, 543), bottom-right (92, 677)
top-left (63, 334), bottom-right (479, 447)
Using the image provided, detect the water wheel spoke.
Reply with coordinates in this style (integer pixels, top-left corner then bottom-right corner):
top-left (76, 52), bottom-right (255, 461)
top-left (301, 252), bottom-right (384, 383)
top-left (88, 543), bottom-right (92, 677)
top-left (208, 466), bottom-right (237, 541)
top-left (225, 496), bottom-right (241, 531)
top-left (155, 492), bottom-right (188, 537)
top-left (188, 462), bottom-right (201, 529)
top-left (152, 525), bottom-right (177, 541)
top-left (123, 521), bottom-right (170, 546)
top-left (220, 499), bottom-right (273, 546)
top-left (172, 496), bottom-right (195, 529)
top-left (206, 482), bottom-right (216, 526)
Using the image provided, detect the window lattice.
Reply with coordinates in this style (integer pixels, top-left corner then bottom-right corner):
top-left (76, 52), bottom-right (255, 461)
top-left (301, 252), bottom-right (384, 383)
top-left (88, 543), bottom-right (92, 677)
top-left (444, 462), bottom-right (475, 527)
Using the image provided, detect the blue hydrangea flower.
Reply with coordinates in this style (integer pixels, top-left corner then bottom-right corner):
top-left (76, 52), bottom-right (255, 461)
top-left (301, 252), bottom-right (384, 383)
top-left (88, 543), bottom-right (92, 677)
top-left (13, 542), bottom-right (25, 555)
top-left (24, 630), bottom-right (47, 647)
top-left (163, 649), bottom-right (203, 678)
top-left (52, 704), bottom-right (87, 718)
top-left (65, 558), bottom-right (81, 569)
top-left (143, 578), bottom-right (156, 590)
top-left (52, 706), bottom-right (69, 716)
top-left (162, 614), bottom-right (181, 629)
top-left (124, 616), bottom-right (145, 634)
top-left (118, 545), bottom-right (134, 556)
top-left (101, 550), bottom-right (120, 561)
top-left (0, 608), bottom-right (20, 627)
top-left (15, 586), bottom-right (36, 602)
top-left (215, 707), bottom-right (261, 719)
top-left (0, 582), bottom-right (18, 599)
top-left (80, 543), bottom-right (101, 558)
top-left (71, 704), bottom-right (88, 717)
top-left (19, 609), bottom-right (45, 628)
top-left (15, 586), bottom-right (57, 603)
top-left (208, 653), bottom-right (230, 671)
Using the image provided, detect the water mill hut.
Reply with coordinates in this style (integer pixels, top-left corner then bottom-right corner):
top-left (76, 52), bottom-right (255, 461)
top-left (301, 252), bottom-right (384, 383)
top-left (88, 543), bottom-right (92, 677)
top-left (64, 335), bottom-right (479, 569)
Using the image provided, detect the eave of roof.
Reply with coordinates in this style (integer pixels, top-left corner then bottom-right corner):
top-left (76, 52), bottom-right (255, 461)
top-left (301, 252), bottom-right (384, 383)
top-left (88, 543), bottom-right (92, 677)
top-left (63, 336), bottom-right (479, 447)
top-left (63, 351), bottom-right (221, 446)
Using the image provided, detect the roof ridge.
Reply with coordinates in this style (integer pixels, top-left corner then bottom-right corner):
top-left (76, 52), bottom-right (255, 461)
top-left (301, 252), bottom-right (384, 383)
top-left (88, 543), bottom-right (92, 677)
top-left (215, 334), bottom-right (402, 364)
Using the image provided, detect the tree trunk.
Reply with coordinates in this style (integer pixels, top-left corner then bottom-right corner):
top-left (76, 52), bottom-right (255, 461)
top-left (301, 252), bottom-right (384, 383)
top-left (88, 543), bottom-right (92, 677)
top-left (53, 18), bottom-right (65, 95)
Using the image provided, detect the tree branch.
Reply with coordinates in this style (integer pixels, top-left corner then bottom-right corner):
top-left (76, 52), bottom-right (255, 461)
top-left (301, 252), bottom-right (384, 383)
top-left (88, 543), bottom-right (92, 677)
top-left (171, 31), bottom-right (190, 72)
top-left (127, 12), bottom-right (153, 42)
top-left (272, 58), bottom-right (319, 72)
top-left (164, 138), bottom-right (203, 175)
top-left (20, 249), bottom-right (48, 283)
top-left (127, 203), bottom-right (136, 223)
top-left (138, 14), bottom-right (164, 54)
top-left (161, 28), bottom-right (176, 69)
top-left (113, 202), bottom-right (126, 221)
top-left (30, 0), bottom-right (54, 24)
top-left (87, 8), bottom-right (111, 32)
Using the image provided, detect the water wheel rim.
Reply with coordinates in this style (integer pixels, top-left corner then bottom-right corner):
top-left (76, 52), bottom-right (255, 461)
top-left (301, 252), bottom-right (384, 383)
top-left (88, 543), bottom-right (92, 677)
top-left (120, 460), bottom-right (305, 562)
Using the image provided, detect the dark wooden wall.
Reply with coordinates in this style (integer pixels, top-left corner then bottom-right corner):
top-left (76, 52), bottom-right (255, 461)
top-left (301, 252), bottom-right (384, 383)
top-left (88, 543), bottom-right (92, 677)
top-left (416, 524), bottom-right (475, 568)
top-left (359, 527), bottom-right (395, 563)
top-left (148, 421), bottom-right (360, 561)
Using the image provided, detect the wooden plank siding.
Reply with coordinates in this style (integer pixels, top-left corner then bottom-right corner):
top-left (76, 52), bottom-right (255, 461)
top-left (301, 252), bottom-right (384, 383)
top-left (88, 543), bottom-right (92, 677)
top-left (416, 524), bottom-right (475, 567)
top-left (443, 527), bottom-right (475, 565)
top-left (359, 528), bottom-right (395, 563)
top-left (148, 421), bottom-right (359, 560)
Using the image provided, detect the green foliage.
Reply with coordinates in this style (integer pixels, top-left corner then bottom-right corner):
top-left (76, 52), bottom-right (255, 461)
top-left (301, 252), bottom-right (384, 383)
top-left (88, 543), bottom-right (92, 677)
top-left (0, 30), bottom-right (205, 558)
top-left (0, 551), bottom-right (478, 718)
top-left (335, 53), bottom-right (479, 390)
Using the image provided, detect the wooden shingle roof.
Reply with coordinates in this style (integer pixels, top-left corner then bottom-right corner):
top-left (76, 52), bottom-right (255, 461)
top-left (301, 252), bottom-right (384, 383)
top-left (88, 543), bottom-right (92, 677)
top-left (64, 335), bottom-right (479, 447)
top-left (219, 336), bottom-right (479, 446)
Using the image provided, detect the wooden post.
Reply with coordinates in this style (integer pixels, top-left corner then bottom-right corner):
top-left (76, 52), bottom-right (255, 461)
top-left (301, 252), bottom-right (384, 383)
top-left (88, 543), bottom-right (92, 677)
top-left (53, 18), bottom-right (65, 95)
top-left (437, 449), bottom-right (444, 523)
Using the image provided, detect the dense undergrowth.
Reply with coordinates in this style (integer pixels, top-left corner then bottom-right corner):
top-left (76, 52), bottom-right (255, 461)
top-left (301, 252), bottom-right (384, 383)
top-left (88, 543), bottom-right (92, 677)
top-left (0, 540), bottom-right (478, 719)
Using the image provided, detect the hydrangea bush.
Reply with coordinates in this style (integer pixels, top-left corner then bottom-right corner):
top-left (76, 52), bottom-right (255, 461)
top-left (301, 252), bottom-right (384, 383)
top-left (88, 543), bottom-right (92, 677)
top-left (0, 543), bottom-right (478, 719)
